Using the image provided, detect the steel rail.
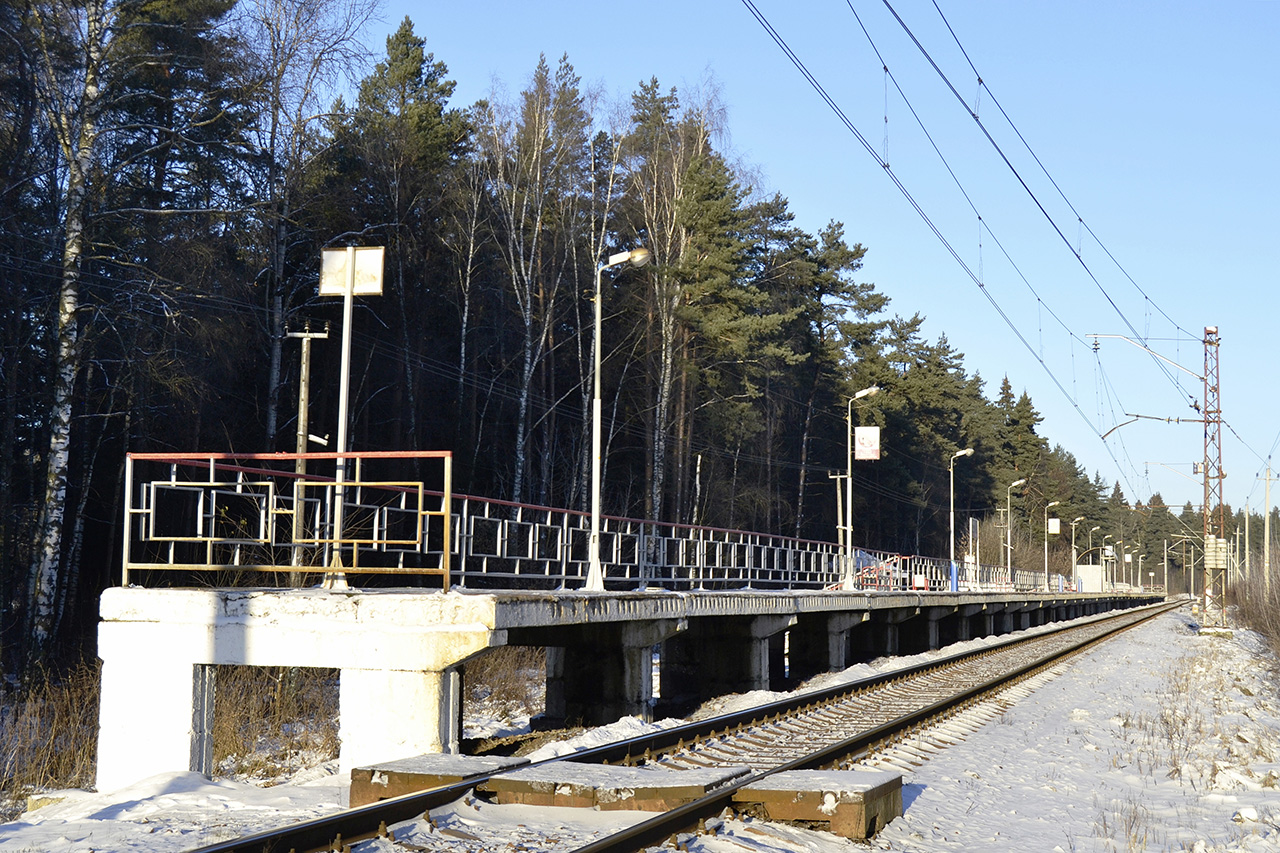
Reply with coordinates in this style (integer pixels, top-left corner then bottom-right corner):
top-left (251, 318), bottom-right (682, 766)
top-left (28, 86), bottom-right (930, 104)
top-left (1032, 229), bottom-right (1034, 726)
top-left (184, 600), bottom-right (1178, 853)
top-left (570, 599), bottom-right (1181, 853)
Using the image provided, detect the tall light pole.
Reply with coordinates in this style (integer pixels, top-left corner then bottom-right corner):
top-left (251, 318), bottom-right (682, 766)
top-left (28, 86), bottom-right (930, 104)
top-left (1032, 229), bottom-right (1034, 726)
top-left (1103, 534), bottom-right (1113, 590)
top-left (587, 247), bottom-right (652, 591)
top-left (1088, 525), bottom-right (1100, 558)
top-left (950, 448), bottom-right (974, 575)
top-left (1070, 516), bottom-right (1086, 590)
top-left (1043, 500), bottom-right (1060, 590)
top-left (839, 386), bottom-right (880, 581)
top-left (839, 384), bottom-right (880, 578)
top-left (1006, 478), bottom-right (1027, 584)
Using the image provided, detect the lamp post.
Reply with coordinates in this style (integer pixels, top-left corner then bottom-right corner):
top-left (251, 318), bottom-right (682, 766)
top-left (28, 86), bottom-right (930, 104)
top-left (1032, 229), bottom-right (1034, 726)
top-left (1043, 500), bottom-right (1061, 590)
top-left (1103, 535), bottom-right (1113, 590)
top-left (845, 386), bottom-right (880, 583)
top-left (1138, 554), bottom-right (1147, 591)
top-left (587, 247), bottom-right (652, 591)
top-left (1088, 525), bottom-right (1100, 558)
top-left (1069, 516), bottom-right (1085, 590)
top-left (949, 448), bottom-right (974, 577)
top-left (1006, 478), bottom-right (1027, 585)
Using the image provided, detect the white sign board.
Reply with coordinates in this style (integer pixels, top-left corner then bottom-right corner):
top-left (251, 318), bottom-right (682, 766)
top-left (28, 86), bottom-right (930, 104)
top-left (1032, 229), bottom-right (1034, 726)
top-left (1076, 564), bottom-right (1103, 593)
top-left (320, 246), bottom-right (385, 295)
top-left (854, 426), bottom-right (881, 460)
top-left (1047, 517), bottom-right (1060, 535)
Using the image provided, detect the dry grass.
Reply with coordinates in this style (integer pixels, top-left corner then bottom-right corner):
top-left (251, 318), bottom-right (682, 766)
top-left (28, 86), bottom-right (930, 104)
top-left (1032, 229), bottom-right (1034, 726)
top-left (0, 646), bottom-right (545, 814)
top-left (1234, 575), bottom-right (1280, 661)
top-left (462, 646), bottom-right (545, 723)
top-left (0, 661), bottom-right (100, 820)
top-left (211, 665), bottom-right (340, 782)
top-left (0, 660), bottom-right (343, 820)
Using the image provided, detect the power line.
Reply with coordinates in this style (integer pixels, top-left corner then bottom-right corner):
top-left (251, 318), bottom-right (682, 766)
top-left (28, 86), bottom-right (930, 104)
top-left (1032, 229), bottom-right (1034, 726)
top-left (740, 0), bottom-right (1146, 500)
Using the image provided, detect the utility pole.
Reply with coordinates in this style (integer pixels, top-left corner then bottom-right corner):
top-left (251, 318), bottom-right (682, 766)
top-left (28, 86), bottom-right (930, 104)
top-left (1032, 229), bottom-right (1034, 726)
top-left (1245, 501), bottom-right (1251, 588)
top-left (1163, 539), bottom-right (1168, 595)
top-left (1201, 326), bottom-right (1227, 628)
top-left (1266, 466), bottom-right (1274, 597)
top-left (287, 321), bottom-right (329, 577)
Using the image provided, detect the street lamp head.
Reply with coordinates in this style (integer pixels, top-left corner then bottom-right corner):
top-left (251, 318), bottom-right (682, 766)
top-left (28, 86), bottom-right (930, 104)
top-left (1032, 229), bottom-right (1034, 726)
top-left (627, 247), bottom-right (653, 268)
top-left (952, 447), bottom-right (974, 461)
top-left (1010, 478), bottom-right (1027, 489)
top-left (1073, 516), bottom-right (1086, 524)
top-left (605, 246), bottom-right (653, 269)
top-left (1046, 500), bottom-right (1061, 510)
top-left (1090, 525), bottom-right (1100, 533)
top-left (854, 385), bottom-right (880, 400)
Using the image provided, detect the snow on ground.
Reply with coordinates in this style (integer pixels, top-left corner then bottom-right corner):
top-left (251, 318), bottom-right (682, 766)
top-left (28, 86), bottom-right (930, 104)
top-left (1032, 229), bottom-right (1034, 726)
top-left (861, 610), bottom-right (1280, 853)
top-left (3, 606), bottom-right (1279, 852)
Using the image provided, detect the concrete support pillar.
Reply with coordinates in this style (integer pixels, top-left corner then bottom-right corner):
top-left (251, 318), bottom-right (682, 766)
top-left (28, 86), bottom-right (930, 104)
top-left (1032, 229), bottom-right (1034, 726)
top-left (827, 612), bottom-right (867, 671)
top-left (996, 609), bottom-right (1012, 634)
top-left (922, 607), bottom-right (957, 650)
top-left (788, 612), bottom-right (867, 679)
top-left (543, 647), bottom-right (566, 722)
top-left (851, 607), bottom-right (918, 658)
top-left (96, 652), bottom-right (202, 793)
top-left (340, 666), bottom-right (461, 764)
top-left (952, 604), bottom-right (985, 643)
top-left (560, 619), bottom-right (686, 725)
top-left (661, 614), bottom-right (795, 704)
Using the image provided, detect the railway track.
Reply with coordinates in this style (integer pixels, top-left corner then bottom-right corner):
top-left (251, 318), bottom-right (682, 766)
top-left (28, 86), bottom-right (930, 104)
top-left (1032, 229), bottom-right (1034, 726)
top-left (188, 600), bottom-right (1179, 853)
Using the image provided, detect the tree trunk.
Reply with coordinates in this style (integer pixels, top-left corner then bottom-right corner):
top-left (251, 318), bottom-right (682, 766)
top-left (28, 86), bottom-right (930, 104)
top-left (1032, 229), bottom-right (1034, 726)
top-left (29, 0), bottom-right (106, 659)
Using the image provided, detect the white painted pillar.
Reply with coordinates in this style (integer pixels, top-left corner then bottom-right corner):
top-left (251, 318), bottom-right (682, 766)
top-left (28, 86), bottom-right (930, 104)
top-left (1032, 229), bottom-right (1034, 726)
top-left (339, 667), bottom-right (462, 773)
top-left (96, 652), bottom-right (199, 793)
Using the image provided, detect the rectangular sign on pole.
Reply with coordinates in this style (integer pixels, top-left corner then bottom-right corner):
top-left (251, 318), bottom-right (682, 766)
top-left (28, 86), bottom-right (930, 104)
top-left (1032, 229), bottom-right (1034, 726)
top-left (854, 426), bottom-right (881, 460)
top-left (320, 246), bottom-right (385, 295)
top-left (1047, 517), bottom-right (1060, 535)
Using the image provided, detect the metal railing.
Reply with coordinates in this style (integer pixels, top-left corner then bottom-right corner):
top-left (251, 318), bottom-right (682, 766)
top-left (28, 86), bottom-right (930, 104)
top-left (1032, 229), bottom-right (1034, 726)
top-left (122, 451), bottom-right (453, 585)
top-left (121, 451), bottom-right (1071, 593)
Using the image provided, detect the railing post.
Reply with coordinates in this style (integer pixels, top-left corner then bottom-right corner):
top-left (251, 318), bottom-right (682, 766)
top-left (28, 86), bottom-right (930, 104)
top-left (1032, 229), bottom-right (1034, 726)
top-left (441, 456), bottom-right (452, 589)
top-left (638, 522), bottom-right (648, 589)
top-left (122, 455), bottom-right (134, 586)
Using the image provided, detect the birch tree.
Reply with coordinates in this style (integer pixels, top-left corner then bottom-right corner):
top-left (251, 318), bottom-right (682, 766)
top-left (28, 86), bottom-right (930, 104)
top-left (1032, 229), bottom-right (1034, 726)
top-left (233, 0), bottom-right (374, 449)
top-left (475, 54), bottom-right (591, 505)
top-left (23, 0), bottom-right (115, 659)
top-left (623, 80), bottom-right (703, 522)
top-left (23, 0), bottom-right (253, 658)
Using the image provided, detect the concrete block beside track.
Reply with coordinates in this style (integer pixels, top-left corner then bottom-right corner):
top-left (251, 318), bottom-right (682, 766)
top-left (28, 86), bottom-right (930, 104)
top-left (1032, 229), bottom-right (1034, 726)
top-left (478, 763), bottom-right (750, 810)
top-left (350, 754), bottom-right (530, 807)
top-left (732, 768), bottom-right (902, 839)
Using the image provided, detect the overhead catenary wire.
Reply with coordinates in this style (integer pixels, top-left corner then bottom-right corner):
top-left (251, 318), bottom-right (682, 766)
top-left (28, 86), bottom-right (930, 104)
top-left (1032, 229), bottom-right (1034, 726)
top-left (740, 0), bottom-right (1144, 500)
top-left (878, 0), bottom-right (1194, 412)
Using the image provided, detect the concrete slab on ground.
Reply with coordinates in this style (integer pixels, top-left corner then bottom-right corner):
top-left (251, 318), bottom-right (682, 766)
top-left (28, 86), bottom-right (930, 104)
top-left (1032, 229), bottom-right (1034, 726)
top-left (350, 754), bottom-right (529, 806)
top-left (732, 768), bottom-right (903, 839)
top-left (478, 763), bottom-right (751, 811)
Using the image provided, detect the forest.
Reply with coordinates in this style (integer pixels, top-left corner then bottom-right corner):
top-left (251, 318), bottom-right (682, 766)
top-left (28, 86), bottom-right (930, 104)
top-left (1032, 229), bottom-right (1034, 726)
top-left (0, 0), bottom-right (1261, 677)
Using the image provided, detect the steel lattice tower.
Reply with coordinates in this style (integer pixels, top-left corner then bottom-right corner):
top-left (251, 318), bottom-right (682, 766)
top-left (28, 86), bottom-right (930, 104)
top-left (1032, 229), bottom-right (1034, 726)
top-left (1202, 326), bottom-right (1227, 627)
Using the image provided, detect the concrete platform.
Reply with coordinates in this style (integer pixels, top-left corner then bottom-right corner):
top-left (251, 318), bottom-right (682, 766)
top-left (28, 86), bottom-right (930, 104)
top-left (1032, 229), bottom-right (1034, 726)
top-left (350, 754), bottom-right (530, 807)
top-left (478, 763), bottom-right (750, 810)
top-left (732, 768), bottom-right (903, 839)
top-left (93, 586), bottom-right (1148, 792)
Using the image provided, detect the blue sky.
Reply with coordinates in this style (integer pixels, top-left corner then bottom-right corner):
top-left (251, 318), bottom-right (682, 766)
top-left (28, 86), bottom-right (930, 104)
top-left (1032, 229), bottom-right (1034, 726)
top-left (368, 0), bottom-right (1280, 518)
